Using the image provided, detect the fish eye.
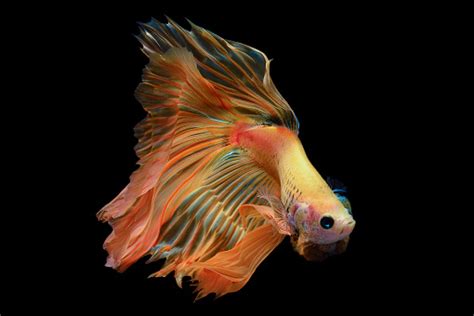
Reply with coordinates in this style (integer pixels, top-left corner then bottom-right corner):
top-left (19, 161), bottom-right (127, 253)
top-left (320, 216), bottom-right (334, 229)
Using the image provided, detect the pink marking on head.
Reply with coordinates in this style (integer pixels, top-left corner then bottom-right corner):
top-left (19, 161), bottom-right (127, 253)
top-left (306, 205), bottom-right (318, 223)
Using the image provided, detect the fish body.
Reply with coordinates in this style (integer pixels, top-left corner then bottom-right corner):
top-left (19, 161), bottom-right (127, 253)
top-left (232, 123), bottom-right (354, 249)
top-left (98, 18), bottom-right (355, 299)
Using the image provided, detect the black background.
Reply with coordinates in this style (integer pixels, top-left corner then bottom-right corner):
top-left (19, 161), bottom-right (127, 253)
top-left (2, 2), bottom-right (469, 314)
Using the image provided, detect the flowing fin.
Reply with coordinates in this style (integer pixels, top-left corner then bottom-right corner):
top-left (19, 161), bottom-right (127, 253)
top-left (98, 47), bottom-right (236, 271)
top-left (98, 18), bottom-right (298, 294)
top-left (139, 17), bottom-right (299, 130)
top-left (147, 149), bottom-right (278, 282)
top-left (192, 221), bottom-right (284, 299)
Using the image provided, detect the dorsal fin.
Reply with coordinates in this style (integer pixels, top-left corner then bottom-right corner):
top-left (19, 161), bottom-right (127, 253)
top-left (138, 17), bottom-right (299, 130)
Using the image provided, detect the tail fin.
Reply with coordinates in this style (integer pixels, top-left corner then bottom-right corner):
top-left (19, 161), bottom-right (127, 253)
top-left (98, 46), bottom-right (233, 271)
top-left (98, 18), bottom-right (298, 296)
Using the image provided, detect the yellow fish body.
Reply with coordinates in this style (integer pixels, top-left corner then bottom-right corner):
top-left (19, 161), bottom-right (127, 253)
top-left (98, 18), bottom-right (355, 299)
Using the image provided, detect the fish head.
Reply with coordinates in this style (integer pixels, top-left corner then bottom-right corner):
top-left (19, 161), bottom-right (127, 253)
top-left (288, 196), bottom-right (355, 261)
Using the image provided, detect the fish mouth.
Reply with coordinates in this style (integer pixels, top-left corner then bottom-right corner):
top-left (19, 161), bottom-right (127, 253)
top-left (291, 235), bottom-right (350, 262)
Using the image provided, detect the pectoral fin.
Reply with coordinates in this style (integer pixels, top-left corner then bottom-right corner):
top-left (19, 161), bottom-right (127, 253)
top-left (239, 204), bottom-right (292, 235)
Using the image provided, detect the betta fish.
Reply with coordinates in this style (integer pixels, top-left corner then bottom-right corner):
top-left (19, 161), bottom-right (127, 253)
top-left (98, 18), bottom-right (355, 299)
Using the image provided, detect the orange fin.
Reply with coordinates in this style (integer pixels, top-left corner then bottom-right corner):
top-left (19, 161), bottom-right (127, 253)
top-left (147, 148), bottom-right (278, 276)
top-left (138, 17), bottom-right (299, 130)
top-left (97, 46), bottom-right (233, 271)
top-left (191, 221), bottom-right (284, 299)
